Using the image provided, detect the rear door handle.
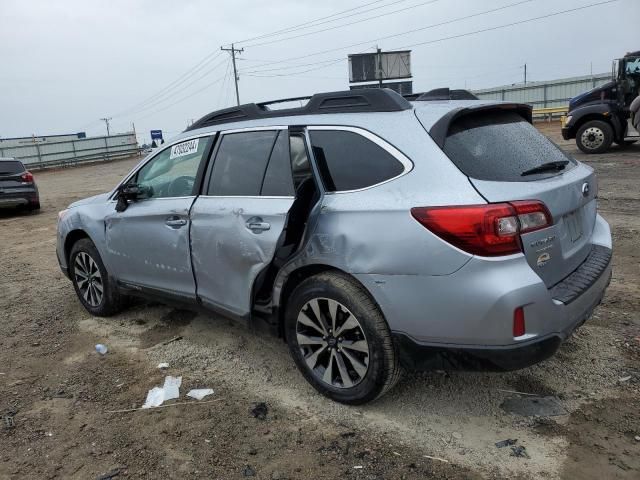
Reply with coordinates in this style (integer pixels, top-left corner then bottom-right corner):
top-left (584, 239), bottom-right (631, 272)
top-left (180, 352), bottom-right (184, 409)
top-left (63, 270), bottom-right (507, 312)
top-left (246, 217), bottom-right (270, 233)
top-left (165, 216), bottom-right (187, 228)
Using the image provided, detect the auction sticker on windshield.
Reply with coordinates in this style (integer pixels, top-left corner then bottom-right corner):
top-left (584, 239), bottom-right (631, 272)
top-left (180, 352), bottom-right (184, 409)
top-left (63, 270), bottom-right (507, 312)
top-left (170, 139), bottom-right (199, 159)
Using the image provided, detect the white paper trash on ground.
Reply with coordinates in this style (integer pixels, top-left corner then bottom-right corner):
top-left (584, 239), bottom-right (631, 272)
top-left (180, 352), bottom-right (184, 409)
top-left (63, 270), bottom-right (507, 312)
top-left (142, 376), bottom-right (182, 409)
top-left (187, 388), bottom-right (214, 400)
top-left (163, 376), bottom-right (182, 401)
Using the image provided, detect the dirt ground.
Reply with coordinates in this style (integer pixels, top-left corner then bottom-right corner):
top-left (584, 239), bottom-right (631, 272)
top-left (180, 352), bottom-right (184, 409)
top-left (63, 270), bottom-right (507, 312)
top-left (1, 123), bottom-right (638, 480)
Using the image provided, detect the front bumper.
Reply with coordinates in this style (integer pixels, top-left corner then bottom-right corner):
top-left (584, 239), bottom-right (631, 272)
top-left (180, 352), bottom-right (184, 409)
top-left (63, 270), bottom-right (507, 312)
top-left (561, 126), bottom-right (572, 140)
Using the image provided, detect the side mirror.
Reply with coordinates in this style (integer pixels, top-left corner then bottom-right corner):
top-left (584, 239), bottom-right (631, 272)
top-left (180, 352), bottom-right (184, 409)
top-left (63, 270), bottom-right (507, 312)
top-left (115, 183), bottom-right (152, 212)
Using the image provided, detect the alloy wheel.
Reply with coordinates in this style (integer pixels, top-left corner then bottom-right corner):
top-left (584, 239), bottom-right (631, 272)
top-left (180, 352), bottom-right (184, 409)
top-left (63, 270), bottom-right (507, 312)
top-left (74, 252), bottom-right (104, 307)
top-left (296, 298), bottom-right (370, 388)
top-left (580, 126), bottom-right (605, 150)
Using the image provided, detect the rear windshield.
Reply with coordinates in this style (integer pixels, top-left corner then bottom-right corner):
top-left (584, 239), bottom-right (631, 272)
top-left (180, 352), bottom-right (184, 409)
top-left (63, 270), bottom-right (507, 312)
top-left (442, 111), bottom-right (576, 181)
top-left (0, 161), bottom-right (25, 175)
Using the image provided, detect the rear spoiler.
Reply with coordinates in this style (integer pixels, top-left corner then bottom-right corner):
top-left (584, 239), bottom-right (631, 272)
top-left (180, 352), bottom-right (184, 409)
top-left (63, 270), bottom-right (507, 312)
top-left (428, 103), bottom-right (533, 149)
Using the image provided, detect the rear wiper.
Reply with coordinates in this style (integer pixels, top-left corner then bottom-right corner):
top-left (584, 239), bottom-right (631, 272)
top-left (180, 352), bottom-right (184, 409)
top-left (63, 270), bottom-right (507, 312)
top-left (521, 160), bottom-right (569, 176)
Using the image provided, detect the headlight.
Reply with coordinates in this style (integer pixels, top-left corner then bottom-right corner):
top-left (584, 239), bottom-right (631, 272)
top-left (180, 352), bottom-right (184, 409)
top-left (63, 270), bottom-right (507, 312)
top-left (565, 115), bottom-right (573, 124)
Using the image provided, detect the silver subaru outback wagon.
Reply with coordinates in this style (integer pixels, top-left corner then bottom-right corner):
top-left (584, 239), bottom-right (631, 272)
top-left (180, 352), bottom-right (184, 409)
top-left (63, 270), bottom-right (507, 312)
top-left (56, 89), bottom-right (612, 404)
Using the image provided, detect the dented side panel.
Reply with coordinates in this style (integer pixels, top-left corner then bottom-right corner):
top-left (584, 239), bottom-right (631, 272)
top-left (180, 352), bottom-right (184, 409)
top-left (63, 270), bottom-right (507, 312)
top-left (104, 197), bottom-right (196, 297)
top-left (190, 196), bottom-right (294, 317)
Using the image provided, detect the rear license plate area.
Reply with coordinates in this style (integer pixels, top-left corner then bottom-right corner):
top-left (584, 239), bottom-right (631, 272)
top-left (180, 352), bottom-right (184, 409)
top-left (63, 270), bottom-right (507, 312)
top-left (564, 210), bottom-right (583, 243)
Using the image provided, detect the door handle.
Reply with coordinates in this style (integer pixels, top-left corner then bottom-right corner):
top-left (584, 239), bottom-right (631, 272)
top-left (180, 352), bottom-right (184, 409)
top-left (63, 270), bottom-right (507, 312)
top-left (245, 217), bottom-right (270, 233)
top-left (165, 216), bottom-right (187, 228)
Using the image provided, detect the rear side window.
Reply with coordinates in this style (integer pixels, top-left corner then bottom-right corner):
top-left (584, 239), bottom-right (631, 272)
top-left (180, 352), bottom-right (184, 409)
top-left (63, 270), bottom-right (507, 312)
top-left (0, 161), bottom-right (25, 175)
top-left (309, 130), bottom-right (404, 192)
top-left (208, 131), bottom-right (277, 196)
top-left (442, 112), bottom-right (576, 181)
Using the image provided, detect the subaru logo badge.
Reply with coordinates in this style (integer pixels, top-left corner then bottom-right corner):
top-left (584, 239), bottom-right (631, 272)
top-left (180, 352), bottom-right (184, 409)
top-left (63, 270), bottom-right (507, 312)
top-left (581, 182), bottom-right (590, 197)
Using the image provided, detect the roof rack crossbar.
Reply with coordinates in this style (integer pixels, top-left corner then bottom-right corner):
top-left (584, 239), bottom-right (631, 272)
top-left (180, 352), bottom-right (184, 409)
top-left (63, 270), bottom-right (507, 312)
top-left (186, 88), bottom-right (412, 131)
top-left (404, 88), bottom-right (479, 101)
top-left (257, 96), bottom-right (312, 109)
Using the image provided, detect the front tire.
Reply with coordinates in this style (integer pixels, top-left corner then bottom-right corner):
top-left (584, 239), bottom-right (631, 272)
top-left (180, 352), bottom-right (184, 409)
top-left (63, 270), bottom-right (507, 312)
top-left (70, 238), bottom-right (125, 316)
top-left (576, 120), bottom-right (613, 154)
top-left (284, 272), bottom-right (402, 404)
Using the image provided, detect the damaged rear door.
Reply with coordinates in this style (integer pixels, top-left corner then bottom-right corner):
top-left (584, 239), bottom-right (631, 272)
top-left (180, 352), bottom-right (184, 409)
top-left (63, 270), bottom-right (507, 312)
top-left (190, 127), bottom-right (296, 319)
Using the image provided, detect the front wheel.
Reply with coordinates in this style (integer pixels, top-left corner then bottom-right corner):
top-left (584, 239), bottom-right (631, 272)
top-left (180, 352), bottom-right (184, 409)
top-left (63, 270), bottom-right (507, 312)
top-left (70, 238), bottom-right (125, 316)
top-left (284, 272), bottom-right (402, 404)
top-left (576, 120), bottom-right (613, 154)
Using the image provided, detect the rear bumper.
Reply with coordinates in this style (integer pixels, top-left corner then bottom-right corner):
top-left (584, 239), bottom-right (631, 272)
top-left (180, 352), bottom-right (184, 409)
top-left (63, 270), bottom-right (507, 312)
top-left (356, 214), bottom-right (612, 371)
top-left (0, 187), bottom-right (39, 208)
top-left (392, 261), bottom-right (611, 371)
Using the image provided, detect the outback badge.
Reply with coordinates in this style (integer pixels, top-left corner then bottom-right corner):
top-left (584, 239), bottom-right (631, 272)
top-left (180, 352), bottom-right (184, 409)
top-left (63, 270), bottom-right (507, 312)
top-left (537, 252), bottom-right (551, 267)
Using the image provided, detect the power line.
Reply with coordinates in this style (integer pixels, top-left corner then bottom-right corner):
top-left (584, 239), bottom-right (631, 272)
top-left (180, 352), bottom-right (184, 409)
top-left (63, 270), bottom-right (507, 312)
top-left (114, 57), bottom-right (229, 118)
top-left (241, 0), bottom-right (441, 49)
top-left (393, 0), bottom-right (620, 50)
top-left (120, 1), bottom-right (410, 119)
top-left (130, 73), bottom-right (228, 122)
top-left (228, 0), bottom-right (404, 46)
top-left (241, 0), bottom-right (617, 78)
top-left (110, 52), bottom-right (223, 118)
top-left (216, 58), bottom-right (232, 109)
top-left (240, 0), bottom-right (535, 74)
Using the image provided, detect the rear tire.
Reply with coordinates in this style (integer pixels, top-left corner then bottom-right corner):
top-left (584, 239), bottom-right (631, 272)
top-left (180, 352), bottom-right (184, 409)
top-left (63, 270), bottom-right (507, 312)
top-left (576, 120), bottom-right (613, 154)
top-left (284, 271), bottom-right (402, 404)
top-left (70, 238), bottom-right (125, 316)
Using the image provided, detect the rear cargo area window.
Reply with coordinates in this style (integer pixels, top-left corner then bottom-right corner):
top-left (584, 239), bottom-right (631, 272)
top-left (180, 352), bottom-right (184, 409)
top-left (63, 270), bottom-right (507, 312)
top-left (309, 130), bottom-right (404, 192)
top-left (443, 111), bottom-right (576, 182)
top-left (0, 161), bottom-right (25, 175)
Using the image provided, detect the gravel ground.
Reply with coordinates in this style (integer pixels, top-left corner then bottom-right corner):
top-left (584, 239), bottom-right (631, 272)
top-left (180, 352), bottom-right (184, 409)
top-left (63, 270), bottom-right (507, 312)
top-left (1, 124), bottom-right (638, 479)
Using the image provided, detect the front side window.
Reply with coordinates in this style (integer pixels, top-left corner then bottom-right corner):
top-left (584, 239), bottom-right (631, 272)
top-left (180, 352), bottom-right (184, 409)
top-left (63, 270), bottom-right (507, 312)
top-left (135, 137), bottom-right (210, 198)
top-left (208, 130), bottom-right (278, 196)
top-left (309, 129), bottom-right (405, 192)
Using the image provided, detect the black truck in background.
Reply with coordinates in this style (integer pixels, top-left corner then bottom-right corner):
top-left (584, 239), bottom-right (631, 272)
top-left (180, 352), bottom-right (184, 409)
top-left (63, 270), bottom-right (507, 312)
top-left (562, 50), bottom-right (640, 154)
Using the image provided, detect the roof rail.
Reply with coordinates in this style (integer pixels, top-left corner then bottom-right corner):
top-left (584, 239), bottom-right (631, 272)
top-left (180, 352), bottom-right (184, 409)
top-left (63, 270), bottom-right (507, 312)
top-left (186, 88), bottom-right (412, 131)
top-left (404, 88), bottom-right (479, 101)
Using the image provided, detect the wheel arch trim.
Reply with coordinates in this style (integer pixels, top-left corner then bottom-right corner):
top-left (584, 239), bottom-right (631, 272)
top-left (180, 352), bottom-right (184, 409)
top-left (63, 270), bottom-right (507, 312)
top-left (272, 261), bottom-right (383, 338)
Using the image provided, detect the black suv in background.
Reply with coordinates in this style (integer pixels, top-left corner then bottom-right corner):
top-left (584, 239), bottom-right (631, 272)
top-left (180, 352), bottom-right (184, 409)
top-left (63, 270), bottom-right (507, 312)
top-left (0, 158), bottom-right (40, 211)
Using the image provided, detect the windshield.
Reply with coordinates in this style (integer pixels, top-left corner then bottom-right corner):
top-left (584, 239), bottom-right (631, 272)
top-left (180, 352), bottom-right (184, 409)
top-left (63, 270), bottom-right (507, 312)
top-left (442, 111), bottom-right (576, 182)
top-left (625, 57), bottom-right (640, 76)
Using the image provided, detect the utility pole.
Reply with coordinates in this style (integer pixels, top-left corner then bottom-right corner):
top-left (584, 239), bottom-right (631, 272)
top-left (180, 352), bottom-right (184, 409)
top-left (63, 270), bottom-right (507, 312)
top-left (100, 117), bottom-right (112, 136)
top-left (221, 44), bottom-right (244, 106)
top-left (523, 63), bottom-right (527, 85)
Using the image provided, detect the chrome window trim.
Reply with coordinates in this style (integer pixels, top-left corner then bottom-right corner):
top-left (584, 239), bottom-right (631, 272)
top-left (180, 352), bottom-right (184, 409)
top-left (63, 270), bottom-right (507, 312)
top-left (219, 125), bottom-right (287, 135)
top-left (110, 133), bottom-right (216, 200)
top-left (197, 195), bottom-right (294, 200)
top-left (306, 125), bottom-right (414, 194)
